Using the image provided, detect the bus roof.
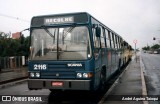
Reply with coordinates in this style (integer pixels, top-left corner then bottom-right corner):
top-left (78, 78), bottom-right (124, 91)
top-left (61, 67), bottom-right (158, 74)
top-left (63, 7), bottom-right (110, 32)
top-left (31, 12), bottom-right (124, 41)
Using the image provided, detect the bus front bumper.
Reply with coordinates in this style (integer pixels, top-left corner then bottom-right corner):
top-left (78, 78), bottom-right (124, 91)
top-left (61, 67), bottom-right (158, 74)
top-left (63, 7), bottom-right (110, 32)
top-left (28, 79), bottom-right (91, 90)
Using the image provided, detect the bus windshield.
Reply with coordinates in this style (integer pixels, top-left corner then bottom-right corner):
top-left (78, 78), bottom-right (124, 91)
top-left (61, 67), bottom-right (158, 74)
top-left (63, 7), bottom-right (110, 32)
top-left (30, 26), bottom-right (91, 60)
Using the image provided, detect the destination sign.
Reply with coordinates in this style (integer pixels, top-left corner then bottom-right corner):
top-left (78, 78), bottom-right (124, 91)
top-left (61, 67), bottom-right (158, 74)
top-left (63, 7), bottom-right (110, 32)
top-left (31, 13), bottom-right (88, 27)
top-left (44, 16), bottom-right (74, 24)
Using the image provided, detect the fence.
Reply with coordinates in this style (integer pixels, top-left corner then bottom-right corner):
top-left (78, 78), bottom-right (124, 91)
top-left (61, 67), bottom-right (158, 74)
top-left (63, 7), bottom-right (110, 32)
top-left (0, 56), bottom-right (26, 71)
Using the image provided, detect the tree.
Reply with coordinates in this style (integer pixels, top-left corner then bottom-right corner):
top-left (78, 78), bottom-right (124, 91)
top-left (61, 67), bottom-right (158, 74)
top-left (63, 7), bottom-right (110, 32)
top-left (151, 44), bottom-right (160, 50)
top-left (0, 32), bottom-right (30, 57)
top-left (142, 46), bottom-right (150, 51)
top-left (18, 36), bottom-right (30, 57)
top-left (0, 32), bottom-right (11, 56)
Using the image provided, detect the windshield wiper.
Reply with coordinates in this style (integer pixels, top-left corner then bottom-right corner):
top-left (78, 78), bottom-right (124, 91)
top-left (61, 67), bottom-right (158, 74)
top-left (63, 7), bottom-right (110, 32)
top-left (63, 26), bottom-right (75, 38)
top-left (41, 25), bottom-right (55, 39)
top-left (44, 28), bottom-right (55, 39)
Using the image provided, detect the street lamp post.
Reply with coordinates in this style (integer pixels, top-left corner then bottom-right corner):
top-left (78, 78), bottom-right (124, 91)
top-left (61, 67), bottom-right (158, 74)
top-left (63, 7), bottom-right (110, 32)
top-left (133, 40), bottom-right (138, 63)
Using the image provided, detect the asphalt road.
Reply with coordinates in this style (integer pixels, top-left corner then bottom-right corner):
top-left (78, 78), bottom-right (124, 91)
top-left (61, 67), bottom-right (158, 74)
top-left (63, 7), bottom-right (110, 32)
top-left (0, 81), bottom-right (49, 104)
top-left (0, 81), bottom-right (105, 104)
top-left (141, 52), bottom-right (160, 104)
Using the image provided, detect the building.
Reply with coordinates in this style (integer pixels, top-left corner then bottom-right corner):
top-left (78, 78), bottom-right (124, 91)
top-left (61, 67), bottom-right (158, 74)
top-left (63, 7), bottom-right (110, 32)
top-left (12, 32), bottom-right (21, 39)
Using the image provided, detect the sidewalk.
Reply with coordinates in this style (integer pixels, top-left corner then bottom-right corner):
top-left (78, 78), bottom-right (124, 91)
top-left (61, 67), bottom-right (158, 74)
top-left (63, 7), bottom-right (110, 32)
top-left (0, 67), bottom-right (28, 85)
top-left (99, 55), bottom-right (147, 104)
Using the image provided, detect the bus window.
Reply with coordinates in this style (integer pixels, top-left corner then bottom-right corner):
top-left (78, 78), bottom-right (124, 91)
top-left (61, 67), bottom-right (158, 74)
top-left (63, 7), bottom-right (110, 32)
top-left (93, 28), bottom-right (101, 58)
top-left (108, 31), bottom-right (112, 48)
top-left (93, 28), bottom-right (100, 48)
top-left (119, 38), bottom-right (122, 49)
top-left (114, 34), bottom-right (117, 49)
top-left (119, 37), bottom-right (122, 49)
top-left (31, 26), bottom-right (91, 60)
top-left (115, 35), bottom-right (118, 50)
top-left (118, 36), bottom-right (120, 49)
top-left (111, 32), bottom-right (115, 49)
top-left (105, 29), bottom-right (110, 48)
top-left (116, 35), bottom-right (119, 49)
top-left (101, 27), bottom-right (105, 48)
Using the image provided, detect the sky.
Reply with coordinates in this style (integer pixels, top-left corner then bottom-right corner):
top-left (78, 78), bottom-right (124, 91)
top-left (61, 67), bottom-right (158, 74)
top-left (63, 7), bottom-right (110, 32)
top-left (0, 0), bottom-right (160, 49)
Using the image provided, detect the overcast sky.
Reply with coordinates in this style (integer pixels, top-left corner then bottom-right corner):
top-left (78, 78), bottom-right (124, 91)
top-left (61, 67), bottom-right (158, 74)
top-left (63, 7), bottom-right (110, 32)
top-left (0, 0), bottom-right (160, 48)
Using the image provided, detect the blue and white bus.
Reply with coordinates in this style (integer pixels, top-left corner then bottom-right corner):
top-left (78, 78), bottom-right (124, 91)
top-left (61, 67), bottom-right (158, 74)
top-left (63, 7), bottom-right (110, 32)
top-left (28, 12), bottom-right (132, 92)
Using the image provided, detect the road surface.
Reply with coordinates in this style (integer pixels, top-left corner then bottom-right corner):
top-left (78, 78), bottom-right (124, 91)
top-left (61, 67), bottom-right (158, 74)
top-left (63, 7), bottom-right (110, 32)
top-left (0, 81), bottom-right (105, 104)
top-left (141, 52), bottom-right (160, 104)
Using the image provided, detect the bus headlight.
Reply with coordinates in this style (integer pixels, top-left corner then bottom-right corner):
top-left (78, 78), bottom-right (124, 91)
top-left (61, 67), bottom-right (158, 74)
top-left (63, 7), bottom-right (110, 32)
top-left (35, 72), bottom-right (40, 78)
top-left (30, 72), bottom-right (35, 77)
top-left (77, 73), bottom-right (93, 78)
top-left (83, 73), bottom-right (88, 78)
top-left (83, 73), bottom-right (93, 78)
top-left (77, 73), bottom-right (82, 78)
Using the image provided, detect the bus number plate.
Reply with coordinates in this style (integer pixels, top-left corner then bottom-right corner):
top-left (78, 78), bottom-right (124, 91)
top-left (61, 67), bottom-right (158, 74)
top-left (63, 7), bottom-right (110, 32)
top-left (52, 82), bottom-right (63, 87)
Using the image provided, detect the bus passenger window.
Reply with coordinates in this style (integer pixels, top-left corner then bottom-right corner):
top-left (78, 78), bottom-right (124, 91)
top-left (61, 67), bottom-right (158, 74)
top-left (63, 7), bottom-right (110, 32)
top-left (110, 32), bottom-right (115, 49)
top-left (101, 27), bottom-right (105, 48)
top-left (105, 29), bottom-right (110, 48)
top-left (112, 33), bottom-right (116, 49)
top-left (93, 28), bottom-right (100, 48)
top-left (115, 35), bottom-right (118, 50)
top-left (108, 31), bottom-right (112, 48)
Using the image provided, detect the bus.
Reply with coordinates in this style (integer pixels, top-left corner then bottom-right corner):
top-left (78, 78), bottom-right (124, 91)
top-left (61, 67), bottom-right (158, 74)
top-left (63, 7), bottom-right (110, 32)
top-left (28, 12), bottom-right (131, 92)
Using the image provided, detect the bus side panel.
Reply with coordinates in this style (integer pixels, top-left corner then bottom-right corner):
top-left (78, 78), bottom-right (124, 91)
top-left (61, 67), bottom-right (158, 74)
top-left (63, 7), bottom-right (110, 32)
top-left (111, 49), bottom-right (116, 74)
top-left (107, 49), bottom-right (112, 78)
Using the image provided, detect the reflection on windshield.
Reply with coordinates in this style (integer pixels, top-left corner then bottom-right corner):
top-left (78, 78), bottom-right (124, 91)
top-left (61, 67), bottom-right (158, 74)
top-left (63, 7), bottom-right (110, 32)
top-left (30, 26), bottom-right (91, 60)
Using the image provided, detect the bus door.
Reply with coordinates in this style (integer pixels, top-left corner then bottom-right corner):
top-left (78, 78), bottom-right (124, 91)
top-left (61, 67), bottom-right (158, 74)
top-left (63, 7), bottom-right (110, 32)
top-left (101, 28), bottom-right (108, 78)
top-left (100, 27), bottom-right (108, 80)
top-left (93, 27), bottom-right (102, 88)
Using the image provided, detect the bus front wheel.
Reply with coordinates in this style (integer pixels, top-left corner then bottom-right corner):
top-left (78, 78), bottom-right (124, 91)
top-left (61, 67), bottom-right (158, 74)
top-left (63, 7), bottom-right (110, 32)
top-left (98, 69), bottom-right (106, 92)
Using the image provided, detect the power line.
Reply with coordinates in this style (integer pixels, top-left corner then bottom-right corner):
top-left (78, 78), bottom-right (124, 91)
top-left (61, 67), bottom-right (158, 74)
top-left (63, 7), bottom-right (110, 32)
top-left (0, 13), bottom-right (29, 23)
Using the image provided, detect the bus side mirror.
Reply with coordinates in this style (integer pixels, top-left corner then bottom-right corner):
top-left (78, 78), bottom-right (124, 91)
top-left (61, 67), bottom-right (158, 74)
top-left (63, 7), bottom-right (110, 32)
top-left (96, 27), bottom-right (101, 37)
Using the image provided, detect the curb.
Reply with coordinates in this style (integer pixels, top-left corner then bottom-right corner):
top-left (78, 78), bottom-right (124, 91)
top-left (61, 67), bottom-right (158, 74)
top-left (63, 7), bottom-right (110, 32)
top-left (98, 61), bottom-right (131, 104)
top-left (140, 56), bottom-right (148, 104)
top-left (0, 78), bottom-right (28, 89)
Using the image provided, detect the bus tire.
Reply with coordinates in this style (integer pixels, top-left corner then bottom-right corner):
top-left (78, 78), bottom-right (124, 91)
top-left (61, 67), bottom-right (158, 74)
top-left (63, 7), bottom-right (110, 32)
top-left (98, 68), bottom-right (106, 92)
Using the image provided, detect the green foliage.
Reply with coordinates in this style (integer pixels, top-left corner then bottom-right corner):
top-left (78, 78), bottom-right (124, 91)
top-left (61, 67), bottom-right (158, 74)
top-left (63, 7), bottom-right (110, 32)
top-left (0, 32), bottom-right (30, 57)
top-left (142, 46), bottom-right (150, 51)
top-left (151, 44), bottom-right (160, 50)
top-left (142, 44), bottom-right (160, 51)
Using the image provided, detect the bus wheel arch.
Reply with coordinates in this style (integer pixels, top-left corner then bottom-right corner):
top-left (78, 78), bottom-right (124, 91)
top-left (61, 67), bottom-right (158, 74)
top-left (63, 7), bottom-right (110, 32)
top-left (98, 66), bottom-right (107, 91)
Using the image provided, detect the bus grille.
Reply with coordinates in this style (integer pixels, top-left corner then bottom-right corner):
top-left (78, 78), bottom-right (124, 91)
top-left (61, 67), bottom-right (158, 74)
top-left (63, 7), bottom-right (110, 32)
top-left (47, 63), bottom-right (84, 70)
top-left (41, 71), bottom-right (76, 79)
